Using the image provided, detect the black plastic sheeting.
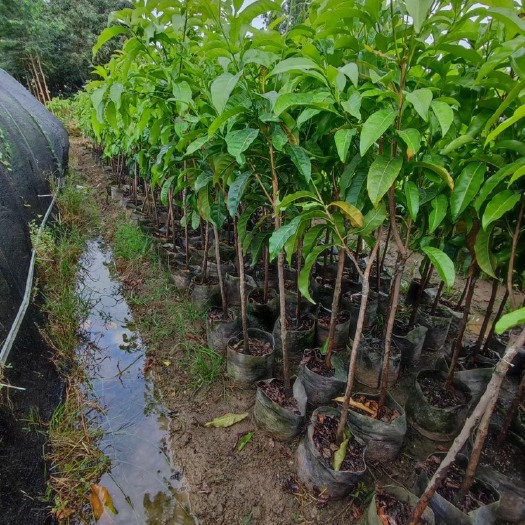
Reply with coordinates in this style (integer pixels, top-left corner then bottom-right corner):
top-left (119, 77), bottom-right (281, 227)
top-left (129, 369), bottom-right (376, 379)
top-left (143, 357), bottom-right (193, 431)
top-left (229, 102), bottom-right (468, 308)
top-left (0, 69), bottom-right (68, 342)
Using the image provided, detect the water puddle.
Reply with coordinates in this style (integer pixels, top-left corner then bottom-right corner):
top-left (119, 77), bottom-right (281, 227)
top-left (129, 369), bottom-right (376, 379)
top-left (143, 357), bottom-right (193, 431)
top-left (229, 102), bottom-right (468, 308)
top-left (78, 240), bottom-right (196, 525)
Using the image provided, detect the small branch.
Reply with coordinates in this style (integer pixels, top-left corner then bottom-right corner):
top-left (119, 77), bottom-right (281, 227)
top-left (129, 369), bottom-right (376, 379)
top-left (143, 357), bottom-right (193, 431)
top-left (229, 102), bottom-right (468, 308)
top-left (508, 198), bottom-right (524, 310)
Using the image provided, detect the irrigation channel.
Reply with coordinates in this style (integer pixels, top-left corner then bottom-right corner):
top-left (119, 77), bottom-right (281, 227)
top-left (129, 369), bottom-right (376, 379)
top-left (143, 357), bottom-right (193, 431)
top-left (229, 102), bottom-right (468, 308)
top-left (77, 239), bottom-right (196, 525)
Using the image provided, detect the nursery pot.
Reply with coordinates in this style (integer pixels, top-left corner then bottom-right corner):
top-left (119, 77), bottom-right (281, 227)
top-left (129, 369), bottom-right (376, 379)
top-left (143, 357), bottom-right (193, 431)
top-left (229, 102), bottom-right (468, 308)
top-left (346, 392), bottom-right (407, 463)
top-left (406, 369), bottom-right (471, 441)
top-left (247, 287), bottom-right (279, 331)
top-left (253, 377), bottom-right (307, 440)
top-left (226, 328), bottom-right (274, 384)
top-left (190, 276), bottom-right (221, 308)
top-left (207, 259), bottom-right (236, 279)
top-left (353, 339), bottom-right (401, 389)
top-left (315, 309), bottom-right (351, 350)
top-left (296, 406), bottom-right (367, 500)
top-left (344, 290), bottom-right (379, 337)
top-left (416, 308), bottom-right (452, 352)
top-left (298, 350), bottom-right (348, 406)
top-left (225, 272), bottom-right (256, 306)
top-left (206, 307), bottom-right (241, 353)
top-left (416, 453), bottom-right (500, 525)
top-left (393, 323), bottom-right (428, 367)
top-left (171, 267), bottom-right (194, 291)
top-left (272, 313), bottom-right (316, 356)
top-left (358, 485), bottom-right (435, 525)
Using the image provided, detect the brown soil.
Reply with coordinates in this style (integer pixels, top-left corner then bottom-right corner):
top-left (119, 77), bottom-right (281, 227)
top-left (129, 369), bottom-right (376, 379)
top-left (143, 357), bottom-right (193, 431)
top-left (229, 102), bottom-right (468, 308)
top-left (419, 376), bottom-right (469, 408)
top-left (258, 380), bottom-right (301, 415)
top-left (480, 430), bottom-right (525, 481)
top-left (375, 489), bottom-right (428, 525)
top-left (207, 307), bottom-right (232, 322)
top-left (302, 349), bottom-right (335, 377)
top-left (423, 455), bottom-right (498, 514)
top-left (249, 289), bottom-right (272, 304)
top-left (228, 336), bottom-right (272, 356)
top-left (312, 413), bottom-right (365, 472)
top-left (285, 314), bottom-right (314, 331)
top-left (317, 309), bottom-right (349, 328)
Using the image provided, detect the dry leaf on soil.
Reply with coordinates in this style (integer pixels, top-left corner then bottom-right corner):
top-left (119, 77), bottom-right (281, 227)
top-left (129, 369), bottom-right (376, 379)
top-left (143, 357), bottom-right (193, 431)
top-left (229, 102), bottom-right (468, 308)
top-left (205, 412), bottom-right (248, 428)
top-left (90, 484), bottom-right (117, 521)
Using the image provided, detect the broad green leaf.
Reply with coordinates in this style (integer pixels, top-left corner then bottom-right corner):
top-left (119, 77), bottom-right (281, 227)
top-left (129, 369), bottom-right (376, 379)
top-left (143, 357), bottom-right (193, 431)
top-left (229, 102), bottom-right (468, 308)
top-left (303, 223), bottom-right (326, 254)
top-left (93, 26), bottom-right (129, 56)
top-left (104, 101), bottom-right (118, 130)
top-left (286, 145), bottom-right (311, 184)
top-left (237, 0), bottom-right (281, 23)
top-left (428, 194), bottom-right (448, 233)
top-left (495, 307), bottom-right (525, 334)
top-left (172, 81), bottom-right (192, 105)
top-left (278, 190), bottom-right (320, 210)
top-left (341, 91), bottom-right (362, 120)
top-left (396, 129), bottom-right (421, 160)
top-left (91, 86), bottom-right (107, 123)
top-left (186, 136), bottom-right (209, 156)
top-left (225, 128), bottom-right (259, 165)
top-left (431, 101), bottom-right (454, 137)
top-left (227, 172), bottom-right (251, 217)
top-left (482, 190), bottom-right (520, 230)
top-left (485, 104), bottom-right (525, 145)
top-left (269, 57), bottom-right (320, 76)
top-left (360, 109), bottom-right (397, 156)
top-left (274, 92), bottom-right (317, 116)
top-left (406, 89), bottom-right (433, 121)
top-left (405, 0), bottom-right (433, 33)
top-left (339, 62), bottom-right (359, 87)
top-left (205, 412), bottom-right (248, 428)
top-left (210, 71), bottom-right (243, 115)
top-left (474, 225), bottom-right (496, 278)
top-left (508, 164), bottom-right (525, 186)
top-left (450, 163), bottom-right (486, 220)
top-left (421, 246), bottom-right (455, 289)
top-left (237, 431), bottom-right (254, 451)
top-left (482, 79), bottom-right (525, 136)
top-left (334, 129), bottom-right (356, 162)
top-left (355, 203), bottom-right (387, 235)
top-left (441, 135), bottom-right (474, 155)
top-left (160, 175), bottom-right (175, 206)
top-left (367, 156), bottom-right (403, 207)
top-left (299, 245), bottom-right (332, 303)
top-left (404, 181), bottom-right (419, 221)
top-left (208, 106), bottom-right (247, 137)
top-left (109, 82), bottom-right (124, 109)
top-left (333, 436), bottom-right (350, 471)
top-left (329, 201), bottom-right (363, 227)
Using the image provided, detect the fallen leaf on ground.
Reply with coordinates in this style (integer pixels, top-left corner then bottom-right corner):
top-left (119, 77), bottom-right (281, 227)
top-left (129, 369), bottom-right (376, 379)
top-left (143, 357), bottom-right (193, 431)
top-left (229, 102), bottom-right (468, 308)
top-left (237, 431), bottom-right (255, 451)
top-left (90, 485), bottom-right (117, 521)
top-left (332, 436), bottom-right (349, 471)
top-left (205, 412), bottom-right (248, 428)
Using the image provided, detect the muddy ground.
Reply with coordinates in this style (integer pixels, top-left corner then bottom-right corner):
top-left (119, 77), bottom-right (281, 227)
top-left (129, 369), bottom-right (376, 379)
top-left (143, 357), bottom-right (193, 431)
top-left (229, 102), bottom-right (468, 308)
top-left (70, 137), bottom-right (520, 525)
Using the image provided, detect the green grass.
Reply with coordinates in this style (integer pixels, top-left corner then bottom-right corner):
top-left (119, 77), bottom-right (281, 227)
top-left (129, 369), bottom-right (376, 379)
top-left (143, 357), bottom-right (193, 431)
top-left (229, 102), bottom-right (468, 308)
top-left (112, 222), bottom-right (152, 264)
top-left (187, 345), bottom-right (224, 391)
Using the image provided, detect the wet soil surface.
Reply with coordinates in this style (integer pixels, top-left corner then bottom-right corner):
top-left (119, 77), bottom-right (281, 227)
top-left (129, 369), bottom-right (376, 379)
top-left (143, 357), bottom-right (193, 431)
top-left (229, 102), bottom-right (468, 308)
top-left (317, 309), bottom-right (349, 328)
top-left (375, 489), bottom-right (428, 525)
top-left (480, 431), bottom-right (525, 481)
top-left (302, 349), bottom-right (335, 377)
top-left (420, 376), bottom-right (469, 408)
top-left (258, 380), bottom-right (301, 415)
top-left (312, 413), bottom-right (365, 472)
top-left (228, 337), bottom-right (272, 356)
top-left (422, 454), bottom-right (498, 514)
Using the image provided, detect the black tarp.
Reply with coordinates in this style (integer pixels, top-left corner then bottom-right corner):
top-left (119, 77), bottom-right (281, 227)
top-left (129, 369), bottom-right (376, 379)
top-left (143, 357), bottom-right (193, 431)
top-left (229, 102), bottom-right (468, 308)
top-left (0, 69), bottom-right (68, 341)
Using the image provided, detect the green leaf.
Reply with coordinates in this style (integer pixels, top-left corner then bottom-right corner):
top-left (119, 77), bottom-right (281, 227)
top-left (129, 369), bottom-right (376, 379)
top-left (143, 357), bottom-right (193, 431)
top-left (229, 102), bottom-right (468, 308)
top-left (495, 307), bottom-right (525, 334)
top-left (303, 223), bottom-right (326, 254)
top-left (208, 107), bottom-right (248, 137)
top-left (299, 245), bottom-right (332, 303)
top-left (91, 86), bottom-right (107, 123)
top-left (482, 190), bottom-right (520, 230)
top-left (172, 81), bottom-right (192, 105)
top-left (329, 201), bottom-right (363, 227)
top-left (225, 128), bottom-right (259, 165)
top-left (93, 26), bottom-right (129, 56)
top-left (355, 203), bottom-right (387, 235)
top-left (334, 129), bottom-right (356, 163)
top-left (341, 91), bottom-right (362, 121)
top-left (404, 181), bottom-right (419, 221)
top-left (339, 62), bottom-right (359, 87)
top-left (367, 156), bottom-right (403, 207)
top-left (274, 92), bottom-right (317, 116)
top-left (227, 172), bottom-right (251, 217)
top-left (278, 190), bottom-right (320, 210)
top-left (428, 194), bottom-right (448, 233)
top-left (269, 57), bottom-right (321, 76)
top-left (431, 101), bottom-right (454, 137)
top-left (508, 164), bottom-right (525, 186)
top-left (286, 145), bottom-right (311, 184)
top-left (109, 82), bottom-right (124, 110)
top-left (333, 435), bottom-right (350, 471)
top-left (421, 246), bottom-right (455, 289)
top-left (160, 175), bottom-right (175, 206)
top-left (405, 0), bottom-right (433, 33)
top-left (237, 431), bottom-right (254, 451)
top-left (210, 71), bottom-right (243, 116)
top-left (441, 135), bottom-right (474, 156)
top-left (205, 412), bottom-right (248, 428)
top-left (474, 225), bottom-right (496, 278)
top-left (360, 109), bottom-right (397, 156)
top-left (396, 129), bottom-right (421, 160)
top-left (485, 104), bottom-right (525, 145)
top-left (237, 0), bottom-right (281, 23)
top-left (450, 163), bottom-right (486, 220)
top-left (186, 136), bottom-right (209, 156)
top-left (406, 89), bottom-right (433, 121)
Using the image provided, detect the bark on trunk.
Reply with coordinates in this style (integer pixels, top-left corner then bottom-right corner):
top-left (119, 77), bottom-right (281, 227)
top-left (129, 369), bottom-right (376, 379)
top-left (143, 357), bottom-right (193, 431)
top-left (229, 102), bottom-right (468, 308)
top-left (325, 248), bottom-right (345, 368)
top-left (482, 289), bottom-right (509, 355)
top-left (236, 218), bottom-right (249, 354)
top-left (472, 278), bottom-right (498, 356)
top-left (213, 224), bottom-right (228, 316)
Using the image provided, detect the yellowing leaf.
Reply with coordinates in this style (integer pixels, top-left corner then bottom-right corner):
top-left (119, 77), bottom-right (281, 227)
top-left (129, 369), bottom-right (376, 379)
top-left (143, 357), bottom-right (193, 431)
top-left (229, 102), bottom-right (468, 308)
top-left (90, 485), bottom-right (117, 521)
top-left (333, 436), bottom-right (349, 471)
top-left (329, 201), bottom-right (364, 227)
top-left (205, 412), bottom-right (248, 428)
top-left (163, 361), bottom-right (171, 366)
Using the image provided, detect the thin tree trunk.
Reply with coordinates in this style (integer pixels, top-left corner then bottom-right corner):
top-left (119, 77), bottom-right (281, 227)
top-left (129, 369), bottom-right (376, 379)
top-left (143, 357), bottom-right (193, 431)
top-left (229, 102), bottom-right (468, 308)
top-left (336, 228), bottom-right (382, 444)
top-left (201, 222), bottom-right (209, 281)
top-left (183, 189), bottom-right (190, 269)
top-left (36, 54), bottom-right (51, 104)
top-left (445, 273), bottom-right (477, 389)
top-left (482, 289), bottom-right (509, 354)
top-left (355, 235), bottom-right (362, 260)
top-left (322, 229), bottom-right (330, 283)
top-left (409, 327), bottom-right (525, 525)
top-left (498, 372), bottom-right (525, 444)
top-left (263, 245), bottom-right (269, 303)
top-left (472, 278), bottom-right (499, 356)
top-left (379, 221), bottom-right (392, 275)
top-left (508, 198), bottom-right (524, 310)
top-left (430, 280), bottom-right (444, 316)
top-left (236, 217), bottom-right (249, 353)
top-left (295, 237), bottom-right (303, 321)
top-left (325, 248), bottom-right (345, 369)
top-left (213, 224), bottom-right (228, 316)
top-left (456, 276), bottom-right (471, 310)
top-left (408, 258), bottom-right (431, 329)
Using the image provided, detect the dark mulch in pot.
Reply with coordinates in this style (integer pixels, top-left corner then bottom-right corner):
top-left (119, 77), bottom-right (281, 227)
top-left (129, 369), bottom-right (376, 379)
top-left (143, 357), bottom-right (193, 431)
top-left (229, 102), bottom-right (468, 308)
top-left (312, 413), bottom-right (365, 472)
top-left (421, 455), bottom-right (498, 514)
top-left (439, 297), bottom-right (464, 312)
top-left (419, 376), bottom-right (468, 409)
top-left (208, 307), bottom-right (233, 322)
top-left (286, 315), bottom-right (314, 331)
top-left (257, 380), bottom-right (301, 415)
top-left (229, 337), bottom-right (272, 356)
top-left (317, 309), bottom-right (349, 328)
top-left (302, 349), bottom-right (334, 377)
top-left (376, 489), bottom-right (428, 525)
top-left (480, 429), bottom-right (525, 481)
top-left (250, 289), bottom-right (271, 304)
top-left (350, 394), bottom-right (401, 423)
top-left (193, 276), bottom-right (219, 285)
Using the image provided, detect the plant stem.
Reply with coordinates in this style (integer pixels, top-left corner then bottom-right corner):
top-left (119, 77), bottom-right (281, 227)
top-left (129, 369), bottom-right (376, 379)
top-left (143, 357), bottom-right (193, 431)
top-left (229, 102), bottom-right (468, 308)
top-left (379, 222), bottom-right (392, 275)
top-left (325, 248), bottom-right (345, 369)
top-left (445, 272), bottom-right (477, 389)
top-left (336, 228), bottom-right (382, 444)
top-left (456, 275), bottom-right (470, 310)
top-left (295, 237), bottom-right (303, 321)
top-left (430, 280), bottom-right (444, 316)
top-left (235, 217), bottom-right (249, 354)
top-left (482, 289), bottom-right (509, 355)
top-left (498, 372), bottom-right (525, 445)
top-left (183, 188), bottom-right (189, 269)
top-left (263, 244), bottom-right (269, 304)
top-left (508, 197), bottom-right (524, 310)
top-left (213, 223), bottom-right (228, 316)
top-left (472, 278), bottom-right (498, 357)
top-left (408, 258), bottom-right (431, 330)
top-left (409, 327), bottom-right (525, 525)
top-left (202, 221), bottom-right (209, 281)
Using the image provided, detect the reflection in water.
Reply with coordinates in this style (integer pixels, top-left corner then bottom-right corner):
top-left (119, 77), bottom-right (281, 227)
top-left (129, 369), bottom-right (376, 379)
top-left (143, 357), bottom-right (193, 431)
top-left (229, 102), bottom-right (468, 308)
top-left (78, 240), bottom-right (197, 525)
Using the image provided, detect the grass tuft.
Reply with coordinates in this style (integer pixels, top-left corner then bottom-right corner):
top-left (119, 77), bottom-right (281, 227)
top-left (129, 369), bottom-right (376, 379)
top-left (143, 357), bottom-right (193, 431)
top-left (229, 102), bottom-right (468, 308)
top-left (112, 222), bottom-right (152, 265)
